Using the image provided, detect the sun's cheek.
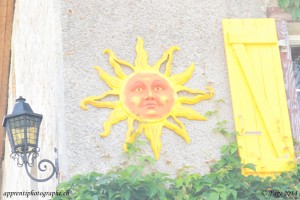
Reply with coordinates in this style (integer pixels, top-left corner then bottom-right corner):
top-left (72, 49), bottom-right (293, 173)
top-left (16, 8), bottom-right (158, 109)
top-left (126, 95), bottom-right (142, 112)
top-left (159, 92), bottom-right (175, 105)
top-left (160, 95), bottom-right (169, 102)
top-left (130, 96), bottom-right (141, 105)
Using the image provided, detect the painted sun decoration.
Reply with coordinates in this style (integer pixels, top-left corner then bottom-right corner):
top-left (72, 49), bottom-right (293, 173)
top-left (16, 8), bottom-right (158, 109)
top-left (80, 37), bottom-right (214, 159)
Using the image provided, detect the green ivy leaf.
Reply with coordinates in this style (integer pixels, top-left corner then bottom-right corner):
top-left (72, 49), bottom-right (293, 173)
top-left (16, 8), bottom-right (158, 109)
top-left (230, 145), bottom-right (238, 155)
top-left (243, 163), bottom-right (256, 172)
top-left (297, 7), bottom-right (300, 19)
top-left (123, 190), bottom-right (131, 200)
top-left (220, 192), bottom-right (228, 200)
top-left (229, 189), bottom-right (237, 200)
top-left (175, 178), bottom-right (184, 187)
top-left (205, 110), bottom-right (218, 117)
top-left (92, 195), bottom-right (98, 200)
top-left (292, 7), bottom-right (299, 19)
top-left (209, 192), bottom-right (220, 200)
top-left (126, 165), bottom-right (136, 175)
top-left (279, 0), bottom-right (291, 8)
top-left (215, 98), bottom-right (225, 103)
top-left (149, 186), bottom-right (158, 198)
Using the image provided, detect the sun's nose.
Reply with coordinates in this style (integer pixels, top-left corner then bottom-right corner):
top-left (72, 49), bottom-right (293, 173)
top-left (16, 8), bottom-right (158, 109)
top-left (145, 96), bottom-right (154, 100)
top-left (145, 89), bottom-right (154, 100)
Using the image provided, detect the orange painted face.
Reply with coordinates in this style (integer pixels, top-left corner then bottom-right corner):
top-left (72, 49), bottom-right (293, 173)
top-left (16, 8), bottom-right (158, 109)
top-left (122, 72), bottom-right (176, 120)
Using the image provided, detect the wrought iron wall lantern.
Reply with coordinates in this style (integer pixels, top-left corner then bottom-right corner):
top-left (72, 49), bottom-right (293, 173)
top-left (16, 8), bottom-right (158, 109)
top-left (2, 96), bottom-right (58, 182)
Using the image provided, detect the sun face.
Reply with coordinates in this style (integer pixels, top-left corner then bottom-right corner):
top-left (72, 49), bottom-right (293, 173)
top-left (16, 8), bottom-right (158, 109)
top-left (121, 72), bottom-right (176, 121)
top-left (80, 37), bottom-right (214, 159)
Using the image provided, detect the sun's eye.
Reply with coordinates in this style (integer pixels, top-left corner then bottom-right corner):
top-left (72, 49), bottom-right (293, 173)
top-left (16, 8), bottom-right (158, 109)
top-left (129, 81), bottom-right (145, 92)
top-left (153, 86), bottom-right (162, 91)
top-left (152, 80), bottom-right (167, 92)
top-left (135, 87), bottom-right (143, 92)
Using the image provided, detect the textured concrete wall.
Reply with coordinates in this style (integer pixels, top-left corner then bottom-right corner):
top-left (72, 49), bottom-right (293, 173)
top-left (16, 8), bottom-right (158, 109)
top-left (1, 0), bottom-right (64, 199)
top-left (61, 0), bottom-right (272, 177)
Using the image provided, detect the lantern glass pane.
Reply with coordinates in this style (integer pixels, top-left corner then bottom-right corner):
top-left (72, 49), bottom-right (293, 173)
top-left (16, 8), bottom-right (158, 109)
top-left (8, 116), bottom-right (25, 145)
top-left (26, 115), bottom-right (41, 147)
top-left (7, 115), bottom-right (26, 152)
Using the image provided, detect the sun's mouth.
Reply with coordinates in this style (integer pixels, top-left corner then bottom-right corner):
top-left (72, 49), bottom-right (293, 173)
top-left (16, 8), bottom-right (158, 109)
top-left (143, 101), bottom-right (157, 107)
top-left (80, 37), bottom-right (215, 159)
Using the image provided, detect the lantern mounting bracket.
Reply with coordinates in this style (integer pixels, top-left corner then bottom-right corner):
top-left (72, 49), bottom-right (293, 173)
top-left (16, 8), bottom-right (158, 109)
top-left (12, 148), bottom-right (58, 182)
top-left (24, 151), bottom-right (58, 182)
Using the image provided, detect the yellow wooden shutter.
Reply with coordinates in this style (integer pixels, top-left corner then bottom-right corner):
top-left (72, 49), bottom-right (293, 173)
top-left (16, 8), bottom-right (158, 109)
top-left (222, 19), bottom-right (295, 176)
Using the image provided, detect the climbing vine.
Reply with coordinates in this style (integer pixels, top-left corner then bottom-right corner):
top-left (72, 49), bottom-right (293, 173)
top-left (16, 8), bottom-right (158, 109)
top-left (278, 0), bottom-right (300, 20)
top-left (52, 119), bottom-right (300, 200)
top-left (52, 141), bottom-right (300, 200)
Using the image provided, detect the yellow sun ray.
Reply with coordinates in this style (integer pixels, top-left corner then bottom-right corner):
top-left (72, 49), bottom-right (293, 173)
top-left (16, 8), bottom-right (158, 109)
top-left (135, 37), bottom-right (151, 71)
top-left (80, 90), bottom-right (119, 110)
top-left (176, 85), bottom-right (208, 94)
top-left (164, 118), bottom-right (190, 143)
top-left (123, 119), bottom-right (144, 151)
top-left (93, 66), bottom-right (123, 90)
top-left (123, 117), bottom-right (135, 150)
top-left (81, 101), bottom-right (117, 110)
top-left (103, 49), bottom-right (129, 79)
top-left (153, 46), bottom-right (180, 76)
top-left (170, 63), bottom-right (195, 85)
top-left (100, 103), bottom-right (128, 137)
top-left (81, 37), bottom-right (215, 159)
top-left (173, 104), bottom-right (207, 120)
top-left (178, 86), bottom-right (215, 105)
top-left (144, 123), bottom-right (163, 160)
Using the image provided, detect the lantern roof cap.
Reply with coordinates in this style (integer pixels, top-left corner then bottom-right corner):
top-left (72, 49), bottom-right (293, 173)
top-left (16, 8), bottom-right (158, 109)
top-left (12, 96), bottom-right (33, 114)
top-left (2, 96), bottom-right (43, 127)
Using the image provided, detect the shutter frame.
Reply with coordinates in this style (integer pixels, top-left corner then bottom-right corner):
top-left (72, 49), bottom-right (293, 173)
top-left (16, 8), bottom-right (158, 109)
top-left (222, 18), bottom-right (295, 176)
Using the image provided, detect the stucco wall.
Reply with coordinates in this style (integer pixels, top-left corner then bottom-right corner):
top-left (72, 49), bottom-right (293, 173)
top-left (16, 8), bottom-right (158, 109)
top-left (61, 0), bottom-right (271, 177)
top-left (1, 0), bottom-right (64, 199)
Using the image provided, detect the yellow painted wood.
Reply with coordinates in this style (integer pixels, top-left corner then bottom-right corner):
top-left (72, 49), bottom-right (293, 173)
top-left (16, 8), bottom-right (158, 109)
top-left (222, 19), bottom-right (295, 176)
top-left (229, 32), bottom-right (277, 44)
top-left (244, 158), bottom-right (295, 172)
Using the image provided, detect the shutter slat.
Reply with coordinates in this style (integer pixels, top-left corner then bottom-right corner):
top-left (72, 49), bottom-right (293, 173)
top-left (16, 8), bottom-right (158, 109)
top-left (229, 33), bottom-right (277, 44)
